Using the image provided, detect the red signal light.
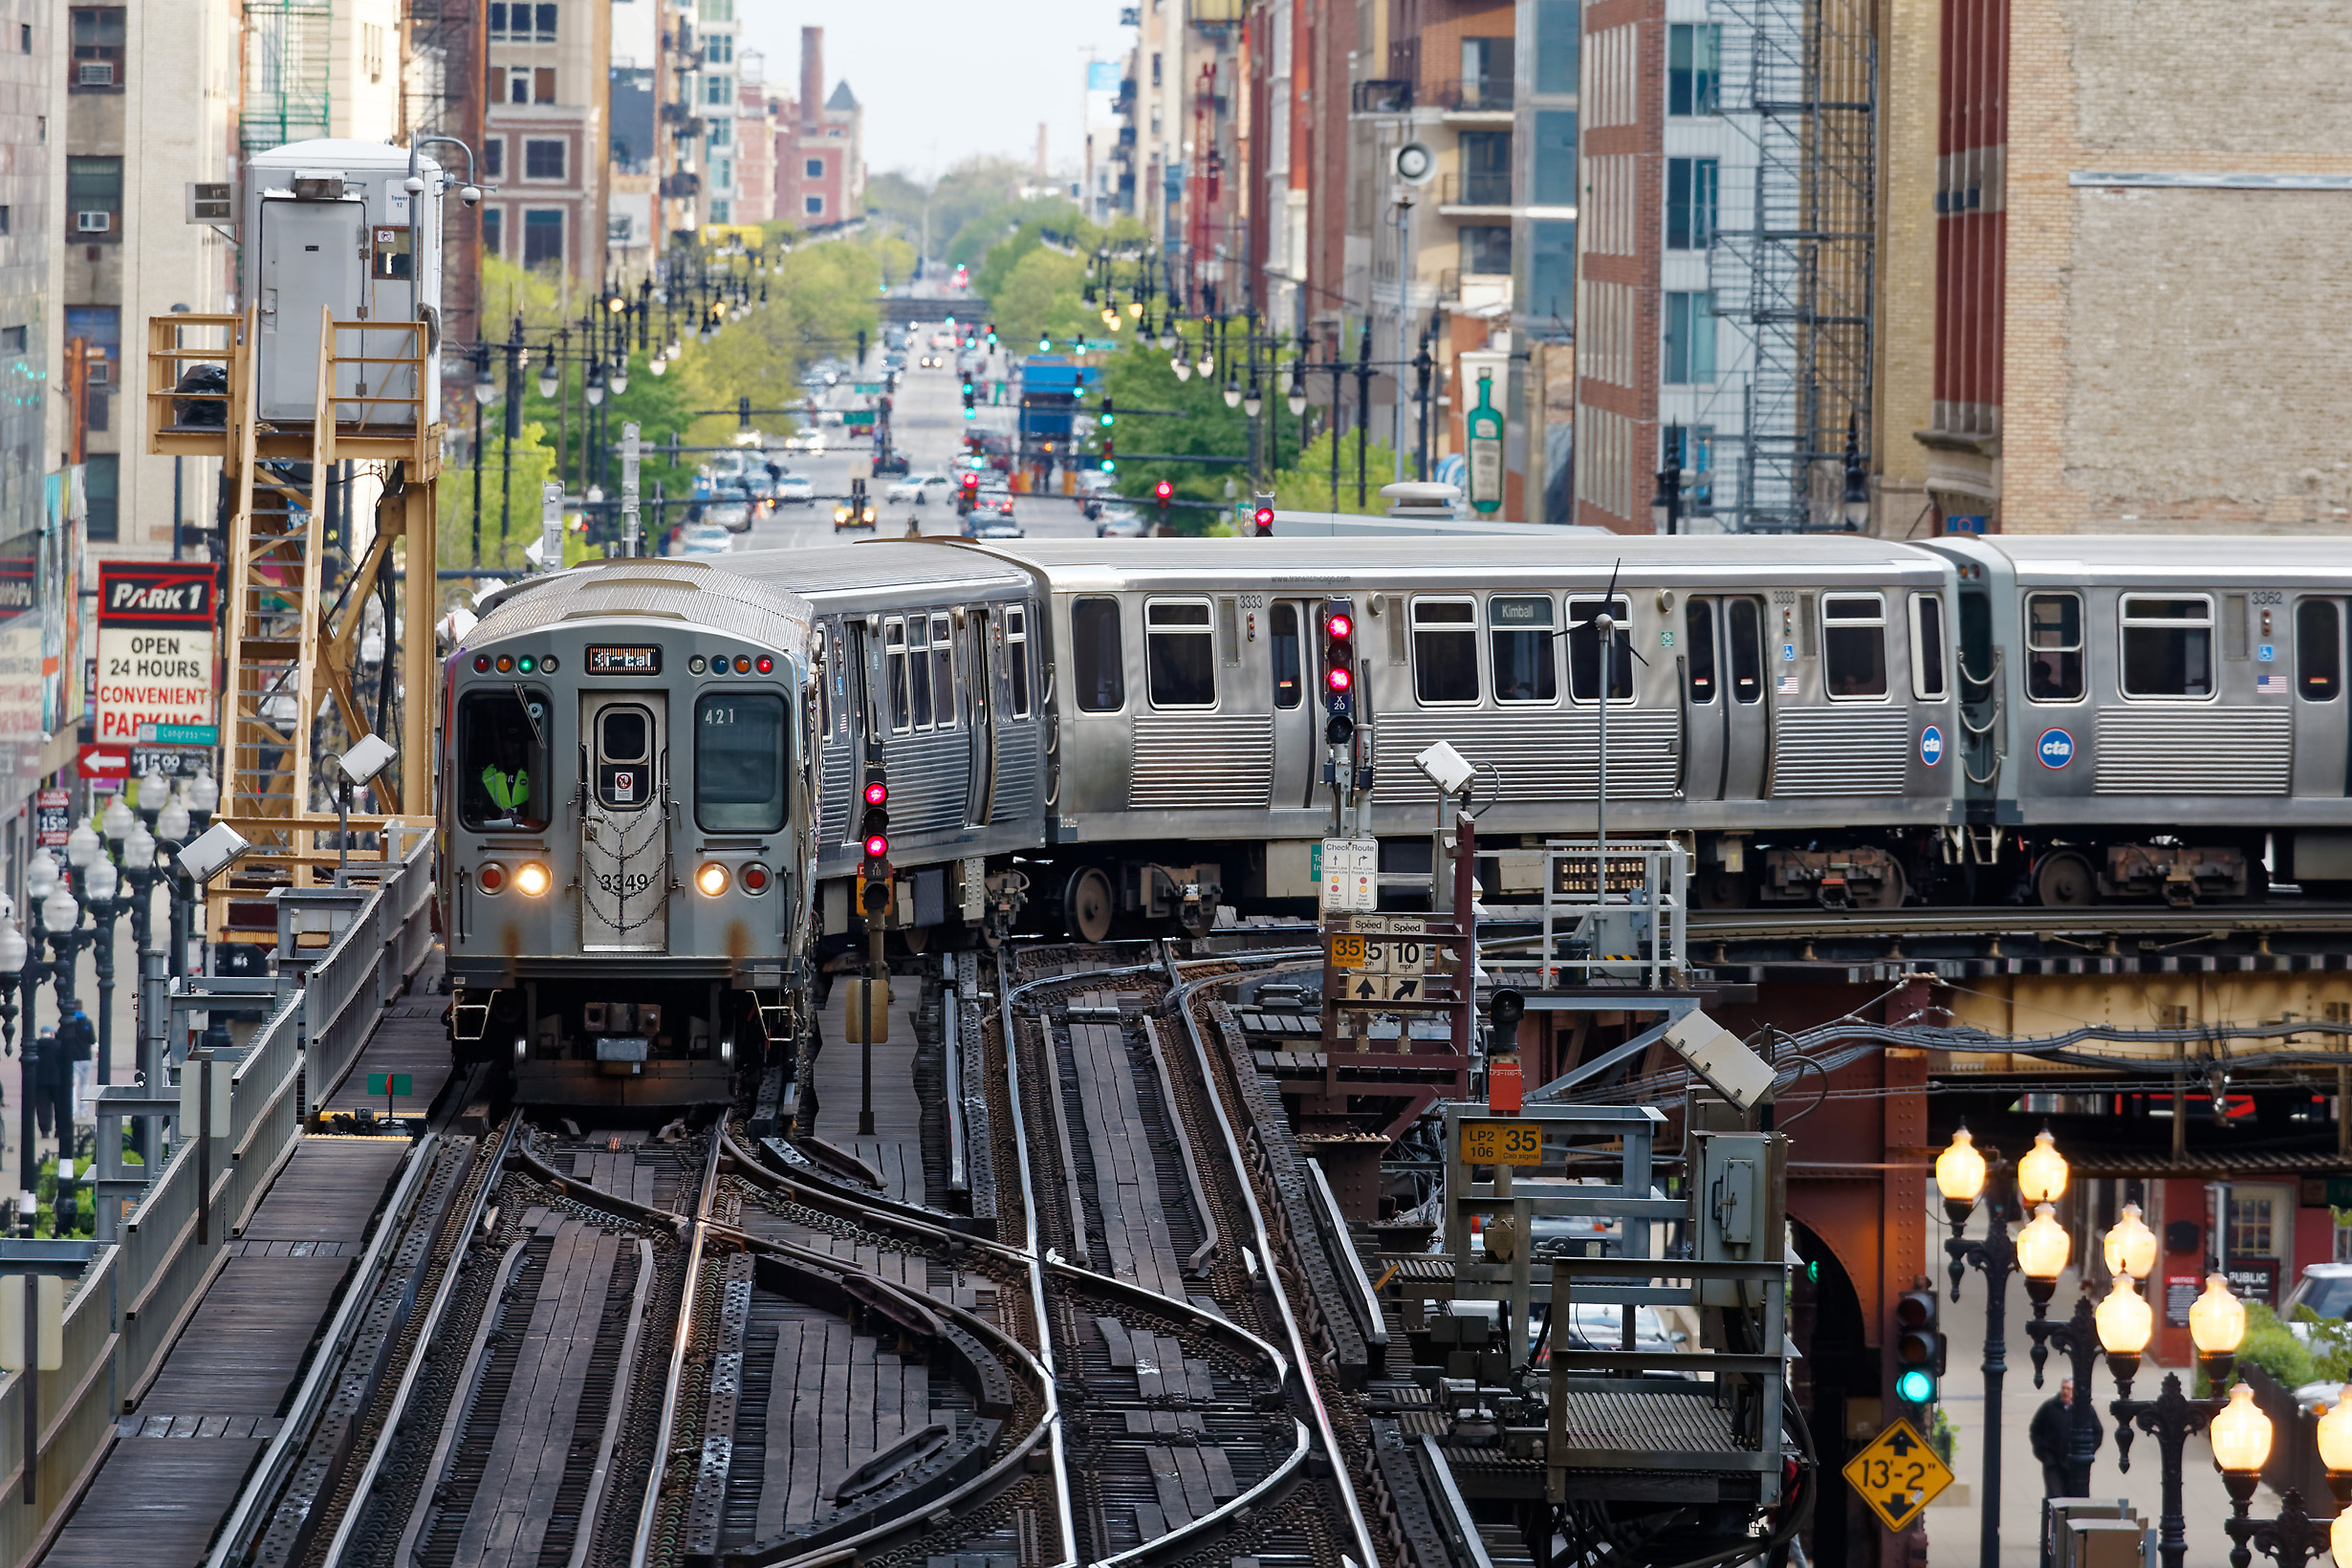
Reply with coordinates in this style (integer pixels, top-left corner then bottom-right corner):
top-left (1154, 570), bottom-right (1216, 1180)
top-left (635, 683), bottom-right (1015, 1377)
top-left (754, 655), bottom-right (773, 674)
top-left (1154, 480), bottom-right (1173, 500)
top-left (864, 780), bottom-right (888, 807)
top-left (1327, 666), bottom-right (1353, 693)
top-left (1325, 612), bottom-right (1353, 641)
top-left (863, 834), bottom-right (889, 859)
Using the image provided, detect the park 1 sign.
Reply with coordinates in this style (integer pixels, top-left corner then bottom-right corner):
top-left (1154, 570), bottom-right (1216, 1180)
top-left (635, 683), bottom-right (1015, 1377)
top-left (1841, 1417), bottom-right (1953, 1532)
top-left (96, 562), bottom-right (215, 748)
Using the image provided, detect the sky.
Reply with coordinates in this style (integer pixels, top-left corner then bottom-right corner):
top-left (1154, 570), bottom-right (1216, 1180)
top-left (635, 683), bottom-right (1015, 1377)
top-left (735, 1), bottom-right (1135, 182)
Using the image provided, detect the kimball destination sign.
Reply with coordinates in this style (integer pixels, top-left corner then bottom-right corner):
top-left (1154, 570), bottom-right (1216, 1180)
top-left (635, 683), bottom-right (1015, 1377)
top-left (97, 562), bottom-right (217, 749)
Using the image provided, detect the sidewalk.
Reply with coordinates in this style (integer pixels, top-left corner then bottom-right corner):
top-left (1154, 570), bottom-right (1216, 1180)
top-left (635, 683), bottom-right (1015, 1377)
top-left (1924, 1193), bottom-right (2252, 1563)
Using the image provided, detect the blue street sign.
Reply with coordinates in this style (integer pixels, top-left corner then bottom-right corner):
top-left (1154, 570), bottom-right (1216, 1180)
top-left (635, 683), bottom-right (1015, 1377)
top-left (1920, 726), bottom-right (1945, 767)
top-left (2036, 727), bottom-right (2076, 769)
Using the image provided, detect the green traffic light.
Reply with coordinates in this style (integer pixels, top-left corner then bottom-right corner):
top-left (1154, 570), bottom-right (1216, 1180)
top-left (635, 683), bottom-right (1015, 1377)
top-left (1100, 459), bottom-right (1116, 473)
top-left (1895, 1368), bottom-right (1936, 1405)
top-left (964, 408), bottom-right (975, 420)
top-left (1100, 411), bottom-right (1114, 426)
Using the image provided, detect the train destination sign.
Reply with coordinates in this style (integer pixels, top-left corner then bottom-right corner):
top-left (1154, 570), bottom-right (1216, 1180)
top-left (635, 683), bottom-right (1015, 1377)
top-left (586, 645), bottom-right (663, 675)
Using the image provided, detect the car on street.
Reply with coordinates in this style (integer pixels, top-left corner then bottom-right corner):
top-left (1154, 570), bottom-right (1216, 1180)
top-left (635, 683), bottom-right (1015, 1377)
top-left (971, 517), bottom-right (1025, 539)
top-left (1097, 508), bottom-right (1150, 537)
top-left (887, 473), bottom-right (952, 504)
top-left (784, 426), bottom-right (827, 453)
top-left (833, 498), bottom-right (878, 532)
top-left (2284, 1264), bottom-right (2352, 1320)
top-left (706, 498), bottom-right (754, 534)
top-left (773, 473), bottom-right (815, 506)
top-left (670, 521), bottom-right (732, 557)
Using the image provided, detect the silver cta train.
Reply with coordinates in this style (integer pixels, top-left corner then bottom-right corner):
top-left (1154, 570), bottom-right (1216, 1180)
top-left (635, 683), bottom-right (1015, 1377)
top-left (435, 532), bottom-right (2352, 1100)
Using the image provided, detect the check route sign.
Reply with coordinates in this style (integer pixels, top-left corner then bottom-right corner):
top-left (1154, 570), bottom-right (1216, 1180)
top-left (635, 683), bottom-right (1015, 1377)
top-left (1841, 1417), bottom-right (1952, 1533)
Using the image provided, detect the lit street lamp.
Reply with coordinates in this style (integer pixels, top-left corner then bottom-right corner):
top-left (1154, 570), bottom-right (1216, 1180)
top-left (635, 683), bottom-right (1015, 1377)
top-left (2104, 1268), bottom-right (2250, 1568)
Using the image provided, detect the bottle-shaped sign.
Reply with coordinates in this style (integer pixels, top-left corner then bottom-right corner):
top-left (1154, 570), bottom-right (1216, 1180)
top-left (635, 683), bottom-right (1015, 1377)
top-left (1466, 371), bottom-right (1505, 514)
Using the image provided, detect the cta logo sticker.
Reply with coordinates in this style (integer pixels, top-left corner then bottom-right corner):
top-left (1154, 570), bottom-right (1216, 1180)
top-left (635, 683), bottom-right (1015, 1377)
top-left (1920, 725), bottom-right (1945, 767)
top-left (2036, 727), bottom-right (2076, 769)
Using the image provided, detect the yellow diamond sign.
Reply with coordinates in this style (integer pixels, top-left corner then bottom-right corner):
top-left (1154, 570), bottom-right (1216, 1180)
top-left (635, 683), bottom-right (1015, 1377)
top-left (1841, 1417), bottom-right (1953, 1533)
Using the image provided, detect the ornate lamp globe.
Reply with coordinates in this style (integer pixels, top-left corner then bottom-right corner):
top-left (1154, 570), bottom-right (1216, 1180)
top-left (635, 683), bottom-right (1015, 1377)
top-left (187, 770), bottom-right (219, 819)
top-left (1223, 380), bottom-right (1242, 410)
top-left (2094, 1274), bottom-right (2154, 1386)
top-left (2316, 1389), bottom-right (2352, 1495)
top-left (1172, 357), bottom-right (1192, 381)
top-left (86, 857), bottom-right (117, 903)
top-left (1198, 351), bottom-right (1214, 377)
top-left (40, 887), bottom-right (77, 934)
top-left (125, 822), bottom-right (156, 872)
top-left (1243, 382), bottom-right (1264, 419)
top-left (2335, 1512), bottom-right (2352, 1568)
top-left (2207, 1382), bottom-right (2273, 1481)
top-left (136, 768), bottom-right (167, 822)
top-left (65, 820), bottom-right (99, 870)
top-left (2016, 1126), bottom-right (2069, 1205)
top-left (0, 919), bottom-right (25, 971)
top-left (102, 794), bottom-right (135, 847)
top-left (1935, 1124), bottom-right (1988, 1229)
top-left (2015, 1202), bottom-right (2071, 1309)
top-left (2190, 1274), bottom-right (2248, 1384)
top-left (24, 851), bottom-right (57, 900)
top-left (2102, 1202), bottom-right (2157, 1280)
top-left (156, 791), bottom-right (190, 846)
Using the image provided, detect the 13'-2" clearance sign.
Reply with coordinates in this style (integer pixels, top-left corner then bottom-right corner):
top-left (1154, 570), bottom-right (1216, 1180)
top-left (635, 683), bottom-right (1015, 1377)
top-left (97, 562), bottom-right (216, 745)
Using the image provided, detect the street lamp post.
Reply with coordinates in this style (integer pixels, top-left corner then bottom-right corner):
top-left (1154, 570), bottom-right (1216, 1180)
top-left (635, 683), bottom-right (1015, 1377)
top-left (2103, 1270), bottom-right (2249, 1568)
top-left (1939, 1122), bottom-right (2072, 1568)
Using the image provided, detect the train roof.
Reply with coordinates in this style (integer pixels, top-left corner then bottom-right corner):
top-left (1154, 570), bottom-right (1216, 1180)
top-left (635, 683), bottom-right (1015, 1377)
top-left (1927, 534), bottom-right (2352, 584)
top-left (948, 532), bottom-right (1949, 591)
top-left (467, 557), bottom-right (813, 647)
top-left (719, 540), bottom-right (1035, 599)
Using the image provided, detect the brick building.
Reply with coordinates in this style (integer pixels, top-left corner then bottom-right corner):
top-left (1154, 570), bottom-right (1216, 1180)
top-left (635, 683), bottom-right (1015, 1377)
top-left (482, 0), bottom-right (611, 275)
top-left (771, 28), bottom-right (861, 229)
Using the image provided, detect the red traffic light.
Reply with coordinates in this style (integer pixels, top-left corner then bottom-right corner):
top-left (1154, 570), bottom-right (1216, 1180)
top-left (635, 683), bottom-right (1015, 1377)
top-left (1327, 665), bottom-right (1353, 693)
top-left (1252, 507), bottom-right (1274, 529)
top-left (1326, 612), bottom-right (1353, 641)
top-left (863, 834), bottom-right (889, 859)
top-left (863, 780), bottom-right (888, 807)
top-left (1154, 480), bottom-right (1173, 500)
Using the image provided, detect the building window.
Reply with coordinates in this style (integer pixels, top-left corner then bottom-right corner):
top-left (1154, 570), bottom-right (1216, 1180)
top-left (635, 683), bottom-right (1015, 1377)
top-left (0, 206), bottom-right (12, 236)
top-left (703, 33), bottom-right (732, 63)
top-left (1458, 35), bottom-right (1514, 109)
top-left (508, 69), bottom-right (528, 103)
top-left (483, 138), bottom-right (504, 179)
top-left (804, 157), bottom-right (823, 179)
top-left (705, 74), bottom-right (731, 105)
top-left (709, 199), bottom-right (730, 223)
top-left (69, 7), bottom-right (123, 90)
top-left (0, 326), bottom-right (24, 355)
top-left (82, 453), bottom-right (118, 542)
top-left (708, 118), bottom-right (729, 146)
top-left (1664, 291), bottom-right (1715, 383)
top-left (1668, 25), bottom-right (1721, 116)
top-left (482, 207), bottom-right (503, 257)
top-left (1535, 0), bottom-right (1579, 94)
top-left (522, 208), bottom-right (563, 268)
top-left (1666, 157), bottom-right (1718, 250)
top-left (1458, 224), bottom-right (1511, 277)
top-left (698, 0), bottom-right (733, 18)
top-left (524, 139), bottom-right (565, 180)
top-left (534, 66), bottom-right (555, 102)
top-left (1531, 110), bottom-right (1577, 207)
top-left (804, 194), bottom-right (823, 216)
top-left (1457, 131), bottom-right (1511, 206)
top-left (360, 20), bottom-right (384, 81)
top-left (487, 3), bottom-right (556, 40)
top-left (67, 155), bottom-right (121, 237)
top-left (1528, 219), bottom-right (1575, 320)
top-left (716, 160), bottom-right (731, 187)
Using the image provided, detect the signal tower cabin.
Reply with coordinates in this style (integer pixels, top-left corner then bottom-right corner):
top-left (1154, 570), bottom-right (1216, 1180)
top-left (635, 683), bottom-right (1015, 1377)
top-left (146, 141), bottom-right (448, 940)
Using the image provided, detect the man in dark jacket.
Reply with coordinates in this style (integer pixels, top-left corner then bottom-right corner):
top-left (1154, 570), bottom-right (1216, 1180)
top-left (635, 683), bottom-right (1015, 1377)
top-left (2030, 1378), bottom-right (2102, 1495)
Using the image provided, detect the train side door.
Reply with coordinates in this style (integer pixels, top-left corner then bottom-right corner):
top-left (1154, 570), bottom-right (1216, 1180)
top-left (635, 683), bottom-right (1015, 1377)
top-left (1268, 600), bottom-right (1319, 808)
top-left (2292, 597), bottom-right (2347, 797)
top-left (578, 693), bottom-right (668, 951)
top-left (1720, 596), bottom-right (1770, 798)
top-left (1681, 598), bottom-right (1727, 799)
top-left (968, 605), bottom-right (997, 826)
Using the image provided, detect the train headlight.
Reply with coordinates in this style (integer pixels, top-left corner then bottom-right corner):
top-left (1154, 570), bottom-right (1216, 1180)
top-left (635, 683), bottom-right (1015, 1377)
top-left (477, 861), bottom-right (507, 894)
top-left (696, 861), bottom-right (730, 897)
top-left (514, 861), bottom-right (552, 897)
top-left (742, 862), bottom-right (771, 894)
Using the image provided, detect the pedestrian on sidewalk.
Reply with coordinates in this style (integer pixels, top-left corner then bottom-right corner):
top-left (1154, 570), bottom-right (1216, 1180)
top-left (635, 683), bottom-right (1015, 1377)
top-left (58, 1006), bottom-right (93, 1122)
top-left (2031, 1377), bottom-right (2101, 1496)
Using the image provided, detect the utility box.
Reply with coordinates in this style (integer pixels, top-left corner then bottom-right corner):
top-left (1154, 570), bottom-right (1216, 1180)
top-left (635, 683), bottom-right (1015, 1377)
top-left (242, 140), bottom-right (444, 425)
top-left (1693, 1131), bottom-right (1788, 1305)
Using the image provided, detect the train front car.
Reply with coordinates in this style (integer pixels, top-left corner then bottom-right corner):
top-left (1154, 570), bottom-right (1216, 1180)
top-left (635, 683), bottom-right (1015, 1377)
top-left (440, 560), bottom-right (817, 1111)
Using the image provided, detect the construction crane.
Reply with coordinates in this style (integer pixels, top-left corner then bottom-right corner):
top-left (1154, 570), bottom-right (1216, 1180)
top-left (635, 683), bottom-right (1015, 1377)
top-left (144, 141), bottom-right (466, 944)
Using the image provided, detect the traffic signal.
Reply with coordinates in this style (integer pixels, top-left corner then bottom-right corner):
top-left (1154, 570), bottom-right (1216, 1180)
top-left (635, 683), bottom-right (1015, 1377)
top-left (1252, 490), bottom-right (1275, 535)
top-left (859, 774), bottom-right (890, 915)
top-left (1100, 397), bottom-right (1115, 428)
top-left (958, 471), bottom-right (979, 514)
top-left (856, 328), bottom-right (867, 366)
top-left (1154, 478), bottom-right (1173, 518)
top-left (737, 395), bottom-right (752, 430)
top-left (986, 323), bottom-right (998, 346)
top-left (1893, 1289), bottom-right (1945, 1407)
top-left (1322, 599), bottom-right (1357, 743)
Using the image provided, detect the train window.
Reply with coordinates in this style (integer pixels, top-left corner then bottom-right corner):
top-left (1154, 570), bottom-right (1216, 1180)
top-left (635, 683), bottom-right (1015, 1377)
top-left (1909, 594), bottom-right (1949, 700)
top-left (1146, 599), bottom-right (1218, 708)
top-left (883, 619), bottom-right (911, 733)
top-left (2298, 600), bottom-right (2341, 702)
top-left (1685, 601), bottom-right (1717, 704)
top-left (2025, 593), bottom-right (2083, 702)
top-left (594, 705), bottom-right (655, 810)
top-left (458, 687), bottom-right (551, 830)
top-left (930, 614), bottom-right (957, 730)
top-left (2120, 595), bottom-right (2213, 698)
top-left (1728, 599), bottom-right (1763, 703)
top-left (1820, 594), bottom-right (1888, 698)
top-left (1413, 599), bottom-right (1481, 705)
top-left (1566, 596), bottom-right (1635, 702)
top-left (908, 616), bottom-right (935, 730)
top-left (1006, 606), bottom-right (1032, 718)
top-left (1491, 597), bottom-right (1558, 703)
top-left (1073, 597), bottom-right (1124, 712)
top-left (1271, 603), bottom-right (1302, 708)
top-left (694, 692), bottom-right (787, 833)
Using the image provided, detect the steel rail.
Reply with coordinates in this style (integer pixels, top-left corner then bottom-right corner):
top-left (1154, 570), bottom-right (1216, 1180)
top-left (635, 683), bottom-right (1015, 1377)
top-left (317, 1115), bottom-right (523, 1568)
top-left (1159, 946), bottom-right (1384, 1568)
top-left (631, 1128), bottom-right (727, 1568)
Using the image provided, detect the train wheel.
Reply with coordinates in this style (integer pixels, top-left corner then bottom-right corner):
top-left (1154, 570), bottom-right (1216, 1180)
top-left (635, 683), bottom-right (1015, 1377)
top-left (1061, 866), bottom-right (1115, 944)
top-left (1856, 860), bottom-right (1908, 910)
top-left (2035, 851), bottom-right (2097, 908)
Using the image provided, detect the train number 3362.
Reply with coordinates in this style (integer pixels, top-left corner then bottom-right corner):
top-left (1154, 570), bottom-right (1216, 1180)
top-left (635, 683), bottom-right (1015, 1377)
top-left (595, 872), bottom-right (654, 896)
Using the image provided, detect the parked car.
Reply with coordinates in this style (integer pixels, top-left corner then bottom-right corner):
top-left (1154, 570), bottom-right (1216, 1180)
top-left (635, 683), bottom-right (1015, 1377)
top-left (669, 521), bottom-right (732, 557)
top-left (773, 473), bottom-right (816, 506)
top-left (2285, 1264), bottom-right (2352, 1320)
top-left (707, 498), bottom-right (754, 534)
top-left (887, 473), bottom-right (952, 504)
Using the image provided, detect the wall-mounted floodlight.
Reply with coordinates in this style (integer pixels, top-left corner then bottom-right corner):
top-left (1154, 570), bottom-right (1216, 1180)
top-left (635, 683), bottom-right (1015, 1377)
top-left (1415, 740), bottom-right (1475, 797)
top-left (337, 733), bottom-right (397, 787)
top-left (177, 821), bottom-right (253, 885)
top-left (1662, 1010), bottom-right (1777, 1113)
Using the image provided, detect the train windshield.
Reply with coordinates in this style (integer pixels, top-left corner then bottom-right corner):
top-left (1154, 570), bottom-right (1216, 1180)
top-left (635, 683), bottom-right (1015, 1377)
top-left (695, 691), bottom-right (788, 832)
top-left (459, 686), bottom-right (552, 831)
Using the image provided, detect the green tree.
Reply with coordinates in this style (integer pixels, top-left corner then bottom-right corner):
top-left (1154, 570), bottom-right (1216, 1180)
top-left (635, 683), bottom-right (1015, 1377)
top-left (440, 419), bottom-right (559, 573)
top-left (1274, 426), bottom-right (1407, 514)
top-left (990, 248), bottom-right (1095, 356)
top-left (1098, 345), bottom-right (1249, 534)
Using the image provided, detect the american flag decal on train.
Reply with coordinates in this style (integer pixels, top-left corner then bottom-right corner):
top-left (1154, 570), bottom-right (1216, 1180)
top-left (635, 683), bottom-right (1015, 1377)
top-left (2258, 672), bottom-right (2288, 694)
top-left (1776, 675), bottom-right (1800, 696)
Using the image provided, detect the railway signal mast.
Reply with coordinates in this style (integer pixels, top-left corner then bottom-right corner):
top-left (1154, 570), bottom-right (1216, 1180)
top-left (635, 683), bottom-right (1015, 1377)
top-left (855, 771), bottom-right (891, 1135)
top-left (1321, 600), bottom-right (1363, 832)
